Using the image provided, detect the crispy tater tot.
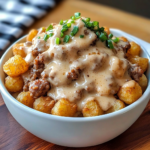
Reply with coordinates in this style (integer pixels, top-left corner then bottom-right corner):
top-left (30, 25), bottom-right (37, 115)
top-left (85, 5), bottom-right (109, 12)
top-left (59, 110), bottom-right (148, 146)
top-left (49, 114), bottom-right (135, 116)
top-left (119, 36), bottom-right (128, 42)
top-left (3, 55), bottom-right (29, 77)
top-left (82, 98), bottom-right (103, 117)
top-left (51, 98), bottom-right (77, 117)
top-left (5, 76), bottom-right (24, 92)
top-left (105, 100), bottom-right (125, 114)
top-left (13, 43), bottom-right (26, 57)
top-left (17, 91), bottom-right (35, 108)
top-left (33, 96), bottom-right (55, 114)
top-left (128, 56), bottom-right (148, 73)
top-left (138, 74), bottom-right (148, 92)
top-left (127, 41), bottom-right (141, 57)
top-left (104, 26), bottom-right (110, 35)
top-left (26, 29), bottom-right (38, 42)
top-left (118, 80), bottom-right (142, 104)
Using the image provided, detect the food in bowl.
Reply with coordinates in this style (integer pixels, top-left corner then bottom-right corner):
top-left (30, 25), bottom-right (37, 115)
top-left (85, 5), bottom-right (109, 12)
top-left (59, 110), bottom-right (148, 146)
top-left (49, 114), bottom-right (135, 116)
top-left (3, 12), bottom-right (148, 117)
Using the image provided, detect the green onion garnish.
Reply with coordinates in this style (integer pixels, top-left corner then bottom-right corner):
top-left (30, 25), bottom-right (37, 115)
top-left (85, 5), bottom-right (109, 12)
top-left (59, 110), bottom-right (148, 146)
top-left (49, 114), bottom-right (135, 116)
top-left (80, 35), bottom-right (84, 38)
top-left (71, 26), bottom-right (79, 36)
top-left (71, 16), bottom-right (75, 20)
top-left (70, 32), bottom-right (74, 36)
top-left (55, 37), bottom-right (60, 45)
top-left (93, 21), bottom-right (99, 26)
top-left (85, 18), bottom-right (90, 22)
top-left (67, 23), bottom-right (71, 28)
top-left (46, 24), bottom-right (53, 31)
top-left (49, 33), bottom-right (53, 37)
top-left (107, 39), bottom-right (114, 49)
top-left (63, 35), bottom-right (70, 43)
top-left (63, 20), bottom-right (68, 24)
top-left (59, 20), bottom-right (63, 25)
top-left (108, 33), bottom-right (113, 39)
top-left (71, 20), bottom-right (75, 23)
top-left (99, 33), bottom-right (107, 42)
top-left (74, 12), bottom-right (81, 18)
top-left (60, 32), bottom-right (64, 38)
top-left (99, 27), bottom-right (104, 32)
top-left (37, 36), bottom-right (40, 39)
top-left (75, 16), bottom-right (81, 19)
top-left (112, 37), bottom-right (119, 43)
top-left (61, 28), bottom-right (68, 32)
top-left (44, 34), bottom-right (49, 41)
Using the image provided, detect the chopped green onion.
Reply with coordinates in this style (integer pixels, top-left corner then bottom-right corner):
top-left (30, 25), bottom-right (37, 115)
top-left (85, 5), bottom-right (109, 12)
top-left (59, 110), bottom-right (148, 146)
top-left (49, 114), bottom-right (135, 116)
top-left (74, 12), bottom-right (81, 18)
top-left (49, 33), bottom-right (53, 37)
top-left (104, 32), bottom-right (107, 36)
top-left (71, 26), bottom-right (79, 36)
top-left (59, 20), bottom-right (63, 25)
top-left (60, 32), bottom-right (64, 38)
top-left (75, 16), bottom-right (81, 19)
top-left (70, 32), bottom-right (74, 36)
top-left (67, 23), bottom-right (71, 28)
top-left (61, 28), bottom-right (68, 32)
top-left (71, 20), bottom-right (75, 23)
top-left (55, 37), bottom-right (60, 45)
top-left (87, 22), bottom-right (93, 28)
top-left (63, 20), bottom-right (68, 24)
top-left (44, 34), bottom-right (49, 41)
top-left (93, 21), bottom-right (99, 26)
top-left (80, 35), bottom-right (84, 38)
top-left (37, 36), bottom-right (40, 39)
top-left (63, 35), bottom-right (70, 43)
top-left (112, 37), bottom-right (119, 43)
top-left (71, 16), bottom-right (75, 20)
top-left (107, 39), bottom-right (114, 49)
top-left (99, 33), bottom-right (107, 42)
top-left (85, 18), bottom-right (90, 22)
top-left (82, 19), bottom-right (87, 24)
top-left (46, 24), bottom-right (53, 31)
top-left (108, 33), bottom-right (113, 39)
top-left (96, 31), bottom-right (100, 36)
top-left (99, 27), bottom-right (104, 32)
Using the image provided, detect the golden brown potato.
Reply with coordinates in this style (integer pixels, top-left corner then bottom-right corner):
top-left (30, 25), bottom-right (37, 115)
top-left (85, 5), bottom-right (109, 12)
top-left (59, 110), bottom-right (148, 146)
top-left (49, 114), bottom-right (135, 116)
top-left (51, 98), bottom-right (77, 117)
top-left (104, 26), bottom-right (110, 35)
top-left (3, 55), bottom-right (29, 77)
top-left (105, 100), bottom-right (125, 114)
top-left (5, 76), bottom-right (24, 92)
top-left (118, 80), bottom-right (142, 104)
top-left (13, 43), bottom-right (26, 57)
top-left (128, 55), bottom-right (148, 73)
top-left (138, 74), bottom-right (148, 92)
top-left (26, 29), bottom-right (38, 42)
top-left (127, 41), bottom-right (141, 57)
top-left (119, 36), bottom-right (128, 42)
top-left (82, 98), bottom-right (103, 117)
top-left (17, 91), bottom-right (34, 108)
top-left (33, 96), bottom-right (55, 114)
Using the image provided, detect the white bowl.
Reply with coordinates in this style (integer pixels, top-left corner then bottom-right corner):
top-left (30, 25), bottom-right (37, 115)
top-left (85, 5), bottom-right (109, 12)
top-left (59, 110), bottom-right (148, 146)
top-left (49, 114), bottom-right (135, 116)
top-left (0, 29), bottom-right (150, 147)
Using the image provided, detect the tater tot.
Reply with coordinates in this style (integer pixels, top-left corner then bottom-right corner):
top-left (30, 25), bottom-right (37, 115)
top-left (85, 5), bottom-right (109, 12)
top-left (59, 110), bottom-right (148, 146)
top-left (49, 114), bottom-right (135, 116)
top-left (128, 56), bottom-right (148, 73)
top-left (118, 80), bottom-right (142, 104)
top-left (138, 74), bottom-right (148, 92)
top-left (26, 29), bottom-right (38, 42)
top-left (17, 91), bottom-right (35, 108)
top-left (82, 98), bottom-right (103, 117)
top-left (119, 36), bottom-right (128, 42)
top-left (51, 98), bottom-right (77, 117)
top-left (33, 96), bottom-right (55, 114)
top-left (5, 76), bottom-right (24, 92)
top-left (127, 42), bottom-right (141, 57)
top-left (3, 55), bottom-right (29, 77)
top-left (13, 43), bottom-right (26, 57)
top-left (105, 100), bottom-right (125, 114)
top-left (104, 26), bottom-right (110, 35)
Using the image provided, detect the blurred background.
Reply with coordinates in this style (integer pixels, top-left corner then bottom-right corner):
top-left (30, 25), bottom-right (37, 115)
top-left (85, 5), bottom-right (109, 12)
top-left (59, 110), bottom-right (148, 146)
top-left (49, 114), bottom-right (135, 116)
top-left (88, 0), bottom-right (150, 19)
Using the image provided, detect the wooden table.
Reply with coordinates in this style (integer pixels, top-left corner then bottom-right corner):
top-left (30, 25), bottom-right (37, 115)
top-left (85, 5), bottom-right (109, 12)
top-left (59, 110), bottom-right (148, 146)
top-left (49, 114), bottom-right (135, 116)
top-left (1, 1), bottom-right (150, 149)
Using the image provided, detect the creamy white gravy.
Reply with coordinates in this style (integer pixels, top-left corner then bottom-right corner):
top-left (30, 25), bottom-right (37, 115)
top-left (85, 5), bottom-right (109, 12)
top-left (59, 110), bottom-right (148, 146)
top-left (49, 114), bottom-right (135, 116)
top-left (23, 18), bottom-right (131, 111)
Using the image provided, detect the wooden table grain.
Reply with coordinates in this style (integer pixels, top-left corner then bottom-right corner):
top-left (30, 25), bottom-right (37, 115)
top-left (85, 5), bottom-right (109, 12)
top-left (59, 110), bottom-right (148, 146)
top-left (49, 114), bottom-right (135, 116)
top-left (1, 1), bottom-right (150, 149)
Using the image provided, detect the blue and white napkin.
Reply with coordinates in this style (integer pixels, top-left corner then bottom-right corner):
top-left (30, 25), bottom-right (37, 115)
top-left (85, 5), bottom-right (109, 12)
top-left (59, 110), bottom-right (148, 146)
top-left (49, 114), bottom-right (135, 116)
top-left (0, 0), bottom-right (56, 57)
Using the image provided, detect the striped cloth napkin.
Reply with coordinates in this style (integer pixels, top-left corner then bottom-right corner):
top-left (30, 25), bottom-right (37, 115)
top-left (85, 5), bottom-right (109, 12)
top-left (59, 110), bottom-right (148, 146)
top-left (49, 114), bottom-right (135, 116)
top-left (0, 0), bottom-right (56, 57)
